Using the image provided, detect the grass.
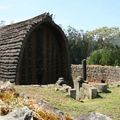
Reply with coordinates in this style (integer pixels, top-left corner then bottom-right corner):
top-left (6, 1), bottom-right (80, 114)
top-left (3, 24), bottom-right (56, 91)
top-left (15, 85), bottom-right (120, 120)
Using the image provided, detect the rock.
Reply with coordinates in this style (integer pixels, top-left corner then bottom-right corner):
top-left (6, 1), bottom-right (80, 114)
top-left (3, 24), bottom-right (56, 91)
top-left (59, 87), bottom-right (67, 93)
top-left (62, 84), bottom-right (71, 92)
top-left (55, 87), bottom-right (59, 91)
top-left (68, 89), bottom-right (76, 99)
top-left (0, 81), bottom-right (15, 92)
top-left (89, 112), bottom-right (112, 120)
top-left (95, 83), bottom-right (108, 93)
top-left (75, 112), bottom-right (112, 120)
top-left (79, 83), bottom-right (98, 99)
top-left (88, 87), bottom-right (98, 99)
top-left (0, 107), bottom-right (33, 120)
top-left (38, 100), bottom-right (65, 118)
top-left (56, 77), bottom-right (66, 86)
top-left (0, 100), bottom-right (11, 115)
top-left (74, 76), bottom-right (83, 89)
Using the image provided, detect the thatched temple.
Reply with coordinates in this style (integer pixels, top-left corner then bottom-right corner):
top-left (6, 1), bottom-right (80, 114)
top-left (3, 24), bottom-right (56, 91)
top-left (0, 13), bottom-right (72, 85)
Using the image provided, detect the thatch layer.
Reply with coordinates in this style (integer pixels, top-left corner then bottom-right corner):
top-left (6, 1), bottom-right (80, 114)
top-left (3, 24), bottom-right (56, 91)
top-left (0, 13), bottom-right (72, 85)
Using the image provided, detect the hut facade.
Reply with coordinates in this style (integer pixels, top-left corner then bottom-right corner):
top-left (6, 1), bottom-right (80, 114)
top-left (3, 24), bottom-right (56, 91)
top-left (0, 13), bottom-right (72, 85)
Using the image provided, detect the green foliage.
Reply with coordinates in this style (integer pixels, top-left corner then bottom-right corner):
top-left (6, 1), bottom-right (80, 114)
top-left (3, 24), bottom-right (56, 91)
top-left (87, 49), bottom-right (102, 65)
top-left (66, 26), bottom-right (96, 64)
top-left (66, 26), bottom-right (120, 65)
top-left (87, 46), bottom-right (120, 66)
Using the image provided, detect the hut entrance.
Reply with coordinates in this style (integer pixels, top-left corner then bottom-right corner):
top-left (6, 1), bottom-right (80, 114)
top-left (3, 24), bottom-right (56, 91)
top-left (18, 25), bottom-right (63, 85)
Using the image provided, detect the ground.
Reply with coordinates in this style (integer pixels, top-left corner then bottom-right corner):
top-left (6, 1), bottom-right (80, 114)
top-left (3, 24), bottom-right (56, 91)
top-left (15, 85), bottom-right (120, 120)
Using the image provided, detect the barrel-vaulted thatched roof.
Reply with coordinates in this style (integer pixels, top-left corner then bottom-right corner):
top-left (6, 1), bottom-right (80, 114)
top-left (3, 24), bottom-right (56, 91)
top-left (0, 13), bottom-right (71, 84)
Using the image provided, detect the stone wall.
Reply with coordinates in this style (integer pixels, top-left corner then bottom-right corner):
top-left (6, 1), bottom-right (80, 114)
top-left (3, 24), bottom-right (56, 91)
top-left (71, 65), bottom-right (120, 84)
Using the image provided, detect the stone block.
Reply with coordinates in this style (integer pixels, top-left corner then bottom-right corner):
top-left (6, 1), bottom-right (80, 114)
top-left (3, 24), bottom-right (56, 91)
top-left (74, 76), bottom-right (83, 92)
top-left (95, 83), bottom-right (108, 92)
top-left (88, 87), bottom-right (98, 99)
top-left (62, 84), bottom-right (71, 92)
top-left (68, 89), bottom-right (76, 99)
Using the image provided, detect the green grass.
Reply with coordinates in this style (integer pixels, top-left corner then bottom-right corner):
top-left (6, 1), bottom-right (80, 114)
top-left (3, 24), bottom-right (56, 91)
top-left (15, 85), bottom-right (120, 120)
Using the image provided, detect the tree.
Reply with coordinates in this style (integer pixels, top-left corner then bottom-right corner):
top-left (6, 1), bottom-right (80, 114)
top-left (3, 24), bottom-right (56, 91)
top-left (66, 26), bottom-right (96, 64)
top-left (87, 45), bottom-right (120, 66)
top-left (66, 26), bottom-right (120, 65)
top-left (66, 26), bottom-right (82, 64)
top-left (87, 27), bottom-right (120, 48)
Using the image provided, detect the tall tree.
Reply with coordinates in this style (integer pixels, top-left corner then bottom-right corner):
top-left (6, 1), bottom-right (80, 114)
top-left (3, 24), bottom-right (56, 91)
top-left (87, 27), bottom-right (120, 48)
top-left (66, 26), bottom-right (96, 64)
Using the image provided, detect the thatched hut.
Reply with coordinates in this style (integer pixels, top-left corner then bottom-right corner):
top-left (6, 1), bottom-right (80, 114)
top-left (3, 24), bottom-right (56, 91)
top-left (0, 13), bottom-right (72, 85)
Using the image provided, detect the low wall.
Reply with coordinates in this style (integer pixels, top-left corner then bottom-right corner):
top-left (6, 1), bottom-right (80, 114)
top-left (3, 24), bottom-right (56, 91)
top-left (71, 65), bottom-right (120, 83)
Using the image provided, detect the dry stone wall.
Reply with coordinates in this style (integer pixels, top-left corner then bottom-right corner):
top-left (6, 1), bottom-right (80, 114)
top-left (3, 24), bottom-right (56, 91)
top-left (71, 65), bottom-right (120, 84)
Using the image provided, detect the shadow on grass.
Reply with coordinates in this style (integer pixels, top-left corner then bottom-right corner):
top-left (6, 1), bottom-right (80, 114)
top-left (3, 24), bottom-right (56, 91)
top-left (104, 89), bottom-right (111, 93)
top-left (96, 94), bottom-right (103, 98)
top-left (96, 89), bottom-right (112, 99)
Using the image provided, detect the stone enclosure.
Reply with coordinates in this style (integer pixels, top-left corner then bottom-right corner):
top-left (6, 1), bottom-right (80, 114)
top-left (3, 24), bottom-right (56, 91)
top-left (71, 64), bottom-right (120, 84)
top-left (69, 64), bottom-right (120, 100)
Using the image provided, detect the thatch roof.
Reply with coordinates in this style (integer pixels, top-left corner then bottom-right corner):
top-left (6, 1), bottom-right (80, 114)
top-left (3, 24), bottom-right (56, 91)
top-left (0, 13), bottom-right (69, 82)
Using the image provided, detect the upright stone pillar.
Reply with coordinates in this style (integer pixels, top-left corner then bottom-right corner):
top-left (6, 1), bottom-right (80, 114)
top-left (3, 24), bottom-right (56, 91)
top-left (74, 76), bottom-right (83, 100)
top-left (82, 59), bottom-right (87, 81)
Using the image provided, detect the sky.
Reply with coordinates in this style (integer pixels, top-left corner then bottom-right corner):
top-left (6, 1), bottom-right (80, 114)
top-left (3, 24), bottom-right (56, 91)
top-left (0, 0), bottom-right (120, 31)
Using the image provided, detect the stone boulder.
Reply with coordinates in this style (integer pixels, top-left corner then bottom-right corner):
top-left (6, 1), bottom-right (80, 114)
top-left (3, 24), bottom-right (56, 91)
top-left (75, 112), bottom-right (112, 120)
top-left (0, 107), bottom-right (33, 120)
top-left (38, 100), bottom-right (65, 118)
top-left (56, 77), bottom-right (66, 86)
top-left (0, 81), bottom-right (15, 92)
top-left (0, 100), bottom-right (11, 115)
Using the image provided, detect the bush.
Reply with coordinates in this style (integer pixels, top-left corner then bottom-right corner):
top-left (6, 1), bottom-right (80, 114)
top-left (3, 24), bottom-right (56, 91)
top-left (87, 47), bottom-right (120, 66)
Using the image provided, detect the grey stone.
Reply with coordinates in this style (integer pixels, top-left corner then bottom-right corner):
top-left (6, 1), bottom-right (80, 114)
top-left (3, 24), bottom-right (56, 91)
top-left (72, 65), bottom-right (120, 84)
top-left (0, 81), bottom-right (15, 92)
top-left (38, 100), bottom-right (65, 118)
top-left (62, 84), bottom-right (71, 92)
top-left (88, 87), bottom-right (98, 99)
top-left (68, 89), bottom-right (76, 99)
top-left (56, 77), bottom-right (66, 86)
top-left (74, 76), bottom-right (84, 100)
top-left (74, 76), bottom-right (83, 88)
top-left (79, 83), bottom-right (98, 100)
top-left (95, 83), bottom-right (108, 92)
top-left (82, 83), bottom-right (91, 90)
top-left (75, 112), bottom-right (112, 120)
top-left (89, 112), bottom-right (112, 120)
top-left (0, 107), bottom-right (33, 120)
top-left (0, 100), bottom-right (11, 115)
top-left (82, 59), bottom-right (87, 81)
top-left (79, 88), bottom-right (86, 100)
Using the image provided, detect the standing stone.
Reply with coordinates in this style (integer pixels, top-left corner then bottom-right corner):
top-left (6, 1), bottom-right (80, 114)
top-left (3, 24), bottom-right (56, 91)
top-left (82, 59), bottom-right (87, 81)
top-left (74, 76), bottom-right (83, 100)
